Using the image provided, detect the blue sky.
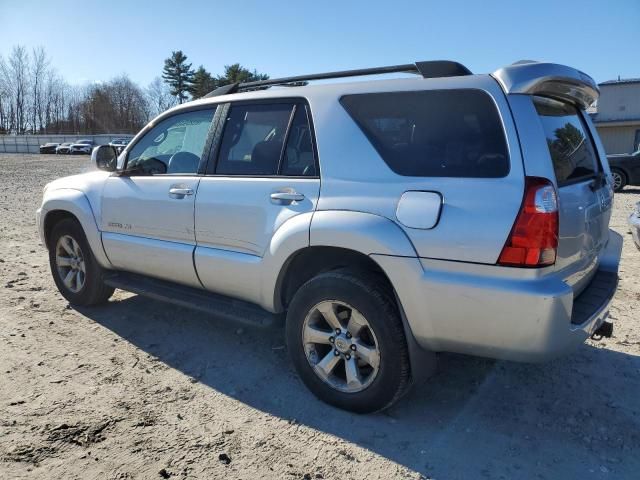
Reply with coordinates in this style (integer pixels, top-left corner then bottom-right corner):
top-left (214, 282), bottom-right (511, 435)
top-left (1, 0), bottom-right (637, 86)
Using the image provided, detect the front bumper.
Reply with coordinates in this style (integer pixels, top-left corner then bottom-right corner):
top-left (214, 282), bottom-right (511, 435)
top-left (629, 211), bottom-right (640, 249)
top-left (372, 229), bottom-right (623, 363)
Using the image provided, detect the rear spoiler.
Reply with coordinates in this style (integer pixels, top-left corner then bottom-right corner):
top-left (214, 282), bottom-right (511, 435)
top-left (492, 61), bottom-right (598, 109)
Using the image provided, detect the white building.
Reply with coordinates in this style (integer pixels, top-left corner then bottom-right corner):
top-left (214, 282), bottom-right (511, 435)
top-left (591, 78), bottom-right (640, 154)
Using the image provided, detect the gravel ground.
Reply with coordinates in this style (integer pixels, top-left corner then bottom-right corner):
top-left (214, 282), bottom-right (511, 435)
top-left (1, 153), bottom-right (639, 480)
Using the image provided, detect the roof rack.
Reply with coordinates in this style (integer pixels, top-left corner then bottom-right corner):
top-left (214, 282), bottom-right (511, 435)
top-left (203, 60), bottom-right (472, 98)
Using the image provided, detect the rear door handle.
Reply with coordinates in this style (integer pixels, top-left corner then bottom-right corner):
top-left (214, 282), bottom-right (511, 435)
top-left (270, 191), bottom-right (305, 203)
top-left (169, 187), bottom-right (194, 197)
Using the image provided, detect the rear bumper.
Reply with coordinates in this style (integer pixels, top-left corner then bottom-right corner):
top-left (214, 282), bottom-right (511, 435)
top-left (372, 229), bottom-right (623, 363)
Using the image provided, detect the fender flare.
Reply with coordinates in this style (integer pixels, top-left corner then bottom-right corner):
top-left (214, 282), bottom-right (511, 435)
top-left (309, 210), bottom-right (417, 257)
top-left (261, 210), bottom-right (418, 311)
top-left (41, 188), bottom-right (112, 268)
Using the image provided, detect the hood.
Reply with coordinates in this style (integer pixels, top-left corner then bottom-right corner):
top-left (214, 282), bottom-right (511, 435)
top-left (44, 170), bottom-right (111, 194)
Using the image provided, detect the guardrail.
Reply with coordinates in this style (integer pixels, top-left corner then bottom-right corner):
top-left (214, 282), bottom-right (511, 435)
top-left (0, 134), bottom-right (134, 154)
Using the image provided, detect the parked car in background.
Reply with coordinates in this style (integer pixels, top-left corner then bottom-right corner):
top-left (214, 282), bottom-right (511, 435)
top-left (56, 142), bottom-right (73, 154)
top-left (39, 142), bottom-right (60, 154)
top-left (109, 138), bottom-right (130, 153)
top-left (607, 149), bottom-right (640, 192)
top-left (629, 202), bottom-right (640, 249)
top-left (37, 60), bottom-right (622, 413)
top-left (69, 139), bottom-right (95, 155)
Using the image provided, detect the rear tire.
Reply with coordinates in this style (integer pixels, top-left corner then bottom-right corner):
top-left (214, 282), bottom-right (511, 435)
top-left (48, 218), bottom-right (114, 306)
top-left (286, 269), bottom-right (411, 413)
top-left (611, 168), bottom-right (627, 192)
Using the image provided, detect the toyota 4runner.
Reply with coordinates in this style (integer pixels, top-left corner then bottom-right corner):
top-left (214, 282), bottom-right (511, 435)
top-left (37, 60), bottom-right (622, 412)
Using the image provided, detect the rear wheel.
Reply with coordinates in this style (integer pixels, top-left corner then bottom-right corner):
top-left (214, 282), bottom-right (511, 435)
top-left (286, 269), bottom-right (410, 413)
top-left (48, 218), bottom-right (114, 306)
top-left (611, 168), bottom-right (627, 192)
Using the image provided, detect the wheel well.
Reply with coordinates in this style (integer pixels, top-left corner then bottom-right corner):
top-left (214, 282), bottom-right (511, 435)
top-left (44, 210), bottom-right (79, 248)
top-left (277, 246), bottom-right (393, 310)
top-left (611, 167), bottom-right (628, 180)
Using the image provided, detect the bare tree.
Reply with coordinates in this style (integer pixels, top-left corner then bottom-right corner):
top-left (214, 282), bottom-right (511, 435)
top-left (0, 46), bottom-right (31, 133)
top-left (30, 46), bottom-right (49, 133)
top-left (0, 54), bottom-right (8, 133)
top-left (77, 75), bottom-right (149, 134)
top-left (146, 76), bottom-right (177, 118)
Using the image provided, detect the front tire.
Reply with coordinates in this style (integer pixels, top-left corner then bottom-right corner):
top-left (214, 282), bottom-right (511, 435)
top-left (48, 218), bottom-right (114, 306)
top-left (611, 168), bottom-right (627, 192)
top-left (286, 269), bottom-right (410, 413)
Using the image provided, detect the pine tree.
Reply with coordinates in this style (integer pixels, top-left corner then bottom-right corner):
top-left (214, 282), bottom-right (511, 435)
top-left (188, 66), bottom-right (217, 100)
top-left (162, 51), bottom-right (194, 104)
top-left (217, 64), bottom-right (269, 86)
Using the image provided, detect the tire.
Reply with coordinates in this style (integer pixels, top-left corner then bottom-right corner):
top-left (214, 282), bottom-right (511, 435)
top-left (286, 269), bottom-right (410, 413)
top-left (48, 218), bottom-right (114, 306)
top-left (611, 168), bottom-right (627, 192)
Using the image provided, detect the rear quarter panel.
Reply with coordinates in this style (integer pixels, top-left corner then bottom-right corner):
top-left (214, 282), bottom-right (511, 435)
top-left (309, 75), bottom-right (525, 264)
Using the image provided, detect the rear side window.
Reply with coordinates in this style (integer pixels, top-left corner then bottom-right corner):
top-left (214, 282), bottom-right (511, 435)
top-left (340, 89), bottom-right (509, 177)
top-left (281, 105), bottom-right (317, 176)
top-left (534, 97), bottom-right (600, 186)
top-left (216, 104), bottom-right (293, 175)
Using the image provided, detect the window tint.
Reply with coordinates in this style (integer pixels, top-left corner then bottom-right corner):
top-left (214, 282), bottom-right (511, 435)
top-left (534, 97), bottom-right (600, 185)
top-left (281, 106), bottom-right (316, 176)
top-left (216, 104), bottom-right (294, 175)
top-left (340, 90), bottom-right (509, 177)
top-left (127, 108), bottom-right (215, 175)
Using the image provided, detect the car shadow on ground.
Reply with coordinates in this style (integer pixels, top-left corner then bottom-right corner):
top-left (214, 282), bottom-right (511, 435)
top-left (78, 295), bottom-right (640, 479)
top-left (619, 188), bottom-right (640, 195)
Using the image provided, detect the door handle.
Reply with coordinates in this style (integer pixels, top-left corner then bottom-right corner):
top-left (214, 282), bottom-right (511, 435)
top-left (270, 191), bottom-right (305, 203)
top-left (169, 187), bottom-right (194, 197)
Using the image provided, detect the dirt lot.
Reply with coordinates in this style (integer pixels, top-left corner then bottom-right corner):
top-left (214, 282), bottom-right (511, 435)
top-left (1, 153), bottom-right (639, 480)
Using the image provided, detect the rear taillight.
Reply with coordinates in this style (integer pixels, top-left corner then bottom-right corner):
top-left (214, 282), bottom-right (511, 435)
top-left (498, 177), bottom-right (559, 267)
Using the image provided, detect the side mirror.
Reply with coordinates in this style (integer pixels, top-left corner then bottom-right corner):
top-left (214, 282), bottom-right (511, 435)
top-left (92, 145), bottom-right (118, 172)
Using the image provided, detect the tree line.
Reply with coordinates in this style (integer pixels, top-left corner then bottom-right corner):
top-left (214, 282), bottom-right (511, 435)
top-left (0, 46), bottom-right (268, 135)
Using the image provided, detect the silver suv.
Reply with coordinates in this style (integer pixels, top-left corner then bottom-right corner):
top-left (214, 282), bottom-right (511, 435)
top-left (37, 60), bottom-right (622, 412)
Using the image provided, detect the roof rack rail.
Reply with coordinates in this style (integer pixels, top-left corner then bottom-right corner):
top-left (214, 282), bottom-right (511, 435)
top-left (203, 60), bottom-right (472, 98)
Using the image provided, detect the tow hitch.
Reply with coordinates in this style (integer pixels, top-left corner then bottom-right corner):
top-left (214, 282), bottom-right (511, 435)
top-left (591, 321), bottom-right (614, 340)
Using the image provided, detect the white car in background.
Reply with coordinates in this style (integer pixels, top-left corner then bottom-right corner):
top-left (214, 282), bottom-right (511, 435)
top-left (108, 138), bottom-right (131, 153)
top-left (69, 139), bottom-right (94, 155)
top-left (55, 142), bottom-right (73, 154)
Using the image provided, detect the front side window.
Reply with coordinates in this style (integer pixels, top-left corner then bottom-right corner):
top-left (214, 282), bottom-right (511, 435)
top-left (340, 89), bottom-right (509, 177)
top-left (127, 108), bottom-right (215, 175)
top-left (216, 104), bottom-right (294, 175)
top-left (534, 97), bottom-right (600, 185)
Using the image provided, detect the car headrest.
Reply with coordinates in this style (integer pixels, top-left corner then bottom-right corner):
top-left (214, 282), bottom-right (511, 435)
top-left (251, 141), bottom-right (280, 174)
top-left (167, 151), bottom-right (200, 174)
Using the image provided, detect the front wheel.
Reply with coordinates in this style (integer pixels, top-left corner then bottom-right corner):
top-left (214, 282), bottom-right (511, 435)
top-left (48, 218), bottom-right (114, 306)
top-left (286, 269), bottom-right (411, 413)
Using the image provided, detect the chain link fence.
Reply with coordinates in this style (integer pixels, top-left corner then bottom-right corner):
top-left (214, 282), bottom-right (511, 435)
top-left (0, 134), bottom-right (135, 154)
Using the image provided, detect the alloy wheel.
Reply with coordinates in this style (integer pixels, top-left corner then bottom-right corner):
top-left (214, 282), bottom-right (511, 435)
top-left (55, 235), bottom-right (86, 293)
top-left (302, 300), bottom-right (381, 393)
top-left (612, 171), bottom-right (623, 191)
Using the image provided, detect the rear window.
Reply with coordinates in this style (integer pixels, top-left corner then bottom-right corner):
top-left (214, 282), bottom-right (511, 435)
top-left (340, 89), bottom-right (509, 177)
top-left (534, 97), bottom-right (600, 186)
